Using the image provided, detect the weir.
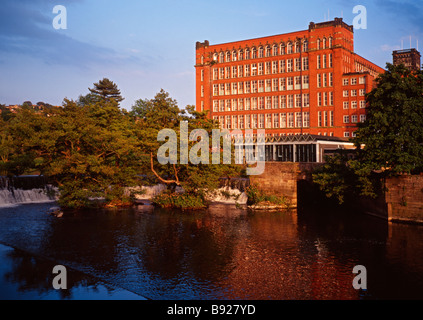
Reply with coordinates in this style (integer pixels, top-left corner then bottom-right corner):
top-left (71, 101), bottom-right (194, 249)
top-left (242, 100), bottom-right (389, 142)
top-left (0, 176), bottom-right (57, 207)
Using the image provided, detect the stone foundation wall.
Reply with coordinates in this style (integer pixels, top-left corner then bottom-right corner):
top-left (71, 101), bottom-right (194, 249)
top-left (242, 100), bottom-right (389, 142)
top-left (249, 162), bottom-right (321, 208)
top-left (385, 175), bottom-right (423, 224)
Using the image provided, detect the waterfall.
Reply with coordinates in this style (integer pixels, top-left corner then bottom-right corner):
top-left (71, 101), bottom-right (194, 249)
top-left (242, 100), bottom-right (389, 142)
top-left (0, 176), bottom-right (58, 207)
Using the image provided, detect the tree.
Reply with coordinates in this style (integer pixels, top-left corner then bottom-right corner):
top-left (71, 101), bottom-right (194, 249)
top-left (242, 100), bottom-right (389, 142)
top-left (353, 63), bottom-right (423, 175)
top-left (132, 90), bottom-right (241, 208)
top-left (88, 78), bottom-right (124, 103)
top-left (313, 64), bottom-right (423, 204)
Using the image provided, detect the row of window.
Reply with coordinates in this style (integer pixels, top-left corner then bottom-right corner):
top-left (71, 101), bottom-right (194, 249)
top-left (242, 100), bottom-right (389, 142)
top-left (344, 100), bottom-right (367, 109)
top-left (213, 112), bottom-right (366, 131)
top-left (209, 37), bottom-right (334, 63)
top-left (212, 95), bottom-right (311, 112)
top-left (214, 112), bottom-right (311, 130)
top-left (343, 114), bottom-right (366, 124)
top-left (210, 93), bottom-right (366, 112)
top-left (211, 76), bottom-right (311, 96)
top-left (343, 89), bottom-right (366, 97)
top-left (208, 57), bottom-right (315, 80)
top-left (343, 77), bottom-right (366, 86)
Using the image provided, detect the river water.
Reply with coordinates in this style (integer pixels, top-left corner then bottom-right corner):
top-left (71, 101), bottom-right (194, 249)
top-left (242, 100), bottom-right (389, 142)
top-left (0, 201), bottom-right (422, 300)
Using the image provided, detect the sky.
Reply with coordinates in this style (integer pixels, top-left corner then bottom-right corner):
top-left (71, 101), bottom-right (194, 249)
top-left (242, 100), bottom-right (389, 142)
top-left (1, 0), bottom-right (422, 110)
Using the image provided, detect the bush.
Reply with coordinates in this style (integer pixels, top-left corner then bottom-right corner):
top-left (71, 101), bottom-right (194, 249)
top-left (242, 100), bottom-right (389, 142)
top-left (152, 192), bottom-right (207, 210)
top-left (245, 183), bottom-right (289, 207)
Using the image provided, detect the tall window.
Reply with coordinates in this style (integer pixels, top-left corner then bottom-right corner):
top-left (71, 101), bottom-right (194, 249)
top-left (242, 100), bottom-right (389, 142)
top-left (303, 93), bottom-right (310, 107)
top-left (280, 43), bottom-right (285, 55)
top-left (252, 47), bottom-right (257, 59)
top-left (245, 114), bottom-right (251, 129)
top-left (288, 95), bottom-right (294, 108)
top-left (259, 46), bottom-right (264, 58)
top-left (303, 40), bottom-right (308, 52)
top-left (265, 46), bottom-right (271, 57)
top-left (280, 60), bottom-right (286, 73)
top-left (245, 49), bottom-right (250, 60)
top-left (303, 112), bottom-right (310, 128)
top-left (272, 61), bottom-right (278, 74)
top-left (287, 42), bottom-right (293, 54)
top-left (258, 63), bottom-right (263, 75)
top-left (303, 75), bottom-right (309, 89)
top-left (280, 113), bottom-right (287, 128)
top-left (273, 45), bottom-right (278, 56)
top-left (288, 113), bottom-right (294, 128)
top-left (287, 77), bottom-right (293, 90)
top-left (295, 112), bottom-right (302, 128)
top-left (302, 57), bottom-right (309, 71)
top-left (273, 113), bottom-right (279, 128)
top-left (279, 78), bottom-right (286, 91)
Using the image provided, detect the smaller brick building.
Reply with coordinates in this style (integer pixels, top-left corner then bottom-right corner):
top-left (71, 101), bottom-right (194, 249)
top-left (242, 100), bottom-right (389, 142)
top-left (393, 48), bottom-right (421, 72)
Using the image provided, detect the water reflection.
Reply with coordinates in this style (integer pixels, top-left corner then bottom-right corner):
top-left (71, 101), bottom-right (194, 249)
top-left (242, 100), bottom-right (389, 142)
top-left (0, 203), bottom-right (422, 300)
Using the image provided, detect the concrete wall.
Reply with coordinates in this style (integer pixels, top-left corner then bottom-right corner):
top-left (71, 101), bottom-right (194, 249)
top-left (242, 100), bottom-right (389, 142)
top-left (385, 175), bottom-right (423, 224)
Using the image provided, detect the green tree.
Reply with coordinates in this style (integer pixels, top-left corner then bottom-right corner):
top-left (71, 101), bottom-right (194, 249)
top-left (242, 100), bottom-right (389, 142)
top-left (313, 63), bottom-right (423, 204)
top-left (132, 90), bottom-right (241, 208)
top-left (353, 63), bottom-right (423, 175)
top-left (88, 78), bottom-right (124, 103)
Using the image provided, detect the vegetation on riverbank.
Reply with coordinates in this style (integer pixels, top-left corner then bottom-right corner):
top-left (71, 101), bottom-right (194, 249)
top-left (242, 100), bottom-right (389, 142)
top-left (0, 79), bottom-right (241, 209)
top-left (245, 183), bottom-right (291, 210)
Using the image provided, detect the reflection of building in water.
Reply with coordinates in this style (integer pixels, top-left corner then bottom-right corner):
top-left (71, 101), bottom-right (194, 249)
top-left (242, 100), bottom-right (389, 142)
top-left (219, 212), bottom-right (359, 300)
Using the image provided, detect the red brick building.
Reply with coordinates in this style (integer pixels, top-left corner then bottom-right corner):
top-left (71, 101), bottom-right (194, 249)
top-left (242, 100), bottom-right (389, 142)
top-left (195, 18), bottom-right (385, 139)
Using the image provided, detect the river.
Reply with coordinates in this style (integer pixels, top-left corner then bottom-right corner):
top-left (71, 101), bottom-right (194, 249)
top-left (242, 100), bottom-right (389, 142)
top-left (0, 201), bottom-right (422, 300)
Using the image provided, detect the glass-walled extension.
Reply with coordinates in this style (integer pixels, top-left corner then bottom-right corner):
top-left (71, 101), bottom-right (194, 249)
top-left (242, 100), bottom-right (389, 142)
top-left (235, 134), bottom-right (355, 163)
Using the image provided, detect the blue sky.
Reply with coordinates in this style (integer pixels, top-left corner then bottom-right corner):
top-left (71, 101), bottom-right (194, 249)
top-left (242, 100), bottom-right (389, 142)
top-left (1, 0), bottom-right (422, 110)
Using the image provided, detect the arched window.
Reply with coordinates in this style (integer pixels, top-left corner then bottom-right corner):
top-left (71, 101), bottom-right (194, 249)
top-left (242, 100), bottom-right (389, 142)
top-left (245, 48), bottom-right (250, 60)
top-left (232, 50), bottom-right (237, 61)
top-left (322, 38), bottom-right (326, 49)
top-left (328, 37), bottom-right (333, 48)
top-left (280, 43), bottom-right (285, 55)
top-left (258, 46), bottom-right (264, 58)
top-left (265, 45), bottom-right (271, 57)
top-left (287, 41), bottom-right (293, 54)
top-left (294, 41), bottom-right (300, 53)
top-left (317, 38), bottom-right (321, 50)
top-left (303, 40), bottom-right (308, 52)
top-left (272, 44), bottom-right (278, 56)
top-left (226, 51), bottom-right (231, 62)
top-left (238, 49), bottom-right (244, 61)
top-left (219, 52), bottom-right (224, 63)
top-left (200, 55), bottom-right (204, 64)
top-left (213, 53), bottom-right (218, 62)
top-left (252, 47), bottom-right (257, 59)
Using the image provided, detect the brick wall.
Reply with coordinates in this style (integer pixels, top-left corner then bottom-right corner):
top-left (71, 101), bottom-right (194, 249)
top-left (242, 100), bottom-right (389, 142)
top-left (385, 175), bottom-right (423, 224)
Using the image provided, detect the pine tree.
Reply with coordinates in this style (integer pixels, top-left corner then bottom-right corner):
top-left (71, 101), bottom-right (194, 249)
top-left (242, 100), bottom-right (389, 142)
top-left (88, 78), bottom-right (124, 103)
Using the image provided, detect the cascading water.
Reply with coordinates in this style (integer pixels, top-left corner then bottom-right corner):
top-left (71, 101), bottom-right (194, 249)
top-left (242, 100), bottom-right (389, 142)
top-left (0, 176), bottom-right (58, 207)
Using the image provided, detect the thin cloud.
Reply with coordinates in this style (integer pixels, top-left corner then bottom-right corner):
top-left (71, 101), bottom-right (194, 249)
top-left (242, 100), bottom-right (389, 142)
top-left (0, 0), bottom-right (142, 69)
